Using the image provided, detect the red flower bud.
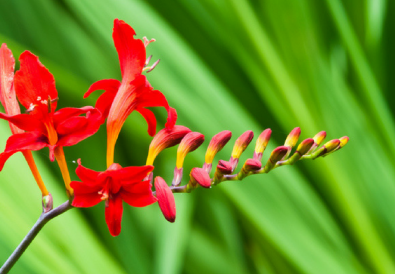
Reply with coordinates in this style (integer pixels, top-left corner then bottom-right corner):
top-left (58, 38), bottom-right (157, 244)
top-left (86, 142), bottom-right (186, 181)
top-left (339, 136), bottom-right (349, 148)
top-left (205, 130), bottom-right (232, 164)
top-left (154, 176), bottom-right (176, 223)
top-left (270, 146), bottom-right (289, 163)
top-left (216, 160), bottom-right (233, 174)
top-left (190, 168), bottom-right (211, 188)
top-left (313, 131), bottom-right (326, 146)
top-left (231, 130), bottom-right (254, 159)
top-left (176, 132), bottom-right (204, 168)
top-left (243, 159), bottom-right (262, 172)
top-left (146, 125), bottom-right (191, 165)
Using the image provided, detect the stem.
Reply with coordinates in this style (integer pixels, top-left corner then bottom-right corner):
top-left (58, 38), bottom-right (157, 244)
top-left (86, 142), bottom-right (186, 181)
top-left (22, 151), bottom-right (49, 196)
top-left (0, 201), bottom-right (72, 274)
top-left (54, 147), bottom-right (73, 197)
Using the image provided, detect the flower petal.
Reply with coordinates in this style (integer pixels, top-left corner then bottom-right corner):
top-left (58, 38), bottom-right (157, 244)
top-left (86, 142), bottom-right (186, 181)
top-left (0, 132), bottom-right (47, 170)
top-left (84, 79), bottom-right (120, 122)
top-left (113, 19), bottom-right (145, 81)
top-left (121, 187), bottom-right (157, 207)
top-left (56, 108), bottom-right (102, 147)
top-left (0, 44), bottom-right (23, 135)
top-left (105, 194), bottom-right (123, 236)
top-left (71, 192), bottom-right (102, 208)
top-left (53, 106), bottom-right (95, 125)
top-left (75, 159), bottom-right (100, 185)
top-left (14, 51), bottom-right (58, 112)
top-left (165, 107), bottom-right (177, 129)
top-left (115, 165), bottom-right (154, 182)
top-left (136, 107), bottom-right (156, 136)
top-left (0, 112), bottom-right (45, 133)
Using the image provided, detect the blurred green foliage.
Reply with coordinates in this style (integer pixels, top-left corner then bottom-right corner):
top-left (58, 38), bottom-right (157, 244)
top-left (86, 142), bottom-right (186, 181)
top-left (0, 0), bottom-right (394, 273)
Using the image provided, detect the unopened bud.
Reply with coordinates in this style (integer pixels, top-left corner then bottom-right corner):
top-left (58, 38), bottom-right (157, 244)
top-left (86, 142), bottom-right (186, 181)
top-left (216, 160), bottom-right (233, 174)
top-left (313, 131), bottom-right (326, 146)
top-left (205, 131), bottom-right (232, 164)
top-left (176, 132), bottom-right (204, 168)
top-left (264, 146), bottom-right (289, 172)
top-left (243, 159), bottom-right (262, 172)
top-left (338, 136), bottom-right (349, 148)
top-left (154, 177), bottom-right (176, 223)
top-left (312, 139), bottom-right (340, 159)
top-left (42, 193), bottom-right (53, 213)
top-left (296, 138), bottom-right (314, 156)
top-left (284, 127), bottom-right (301, 148)
top-left (231, 131), bottom-right (254, 159)
top-left (146, 125), bottom-right (191, 165)
top-left (190, 168), bottom-right (211, 188)
top-left (254, 129), bottom-right (271, 161)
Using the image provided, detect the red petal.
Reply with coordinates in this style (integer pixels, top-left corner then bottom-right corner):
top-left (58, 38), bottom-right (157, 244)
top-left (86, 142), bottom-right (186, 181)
top-left (14, 51), bottom-right (58, 112)
top-left (0, 112), bottom-right (45, 133)
top-left (75, 159), bottom-right (100, 185)
top-left (84, 79), bottom-right (120, 122)
top-left (190, 168), bottom-right (212, 188)
top-left (137, 89), bottom-right (169, 109)
top-left (154, 176), bottom-right (176, 222)
top-left (136, 107), bottom-right (156, 136)
top-left (70, 180), bottom-right (102, 194)
top-left (71, 193), bottom-right (102, 208)
top-left (0, 44), bottom-right (23, 134)
top-left (53, 106), bottom-right (95, 125)
top-left (165, 107), bottom-right (177, 129)
top-left (116, 165), bottom-right (154, 182)
top-left (0, 132), bottom-right (47, 170)
top-left (56, 108), bottom-right (102, 147)
top-left (3, 131), bottom-right (47, 152)
top-left (105, 194), bottom-right (123, 236)
top-left (113, 19), bottom-right (145, 81)
top-left (121, 179), bottom-right (157, 207)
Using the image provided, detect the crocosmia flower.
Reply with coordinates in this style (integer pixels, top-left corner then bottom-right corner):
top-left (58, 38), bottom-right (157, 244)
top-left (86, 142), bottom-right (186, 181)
top-left (84, 19), bottom-right (176, 167)
top-left (0, 51), bottom-right (102, 168)
top-left (71, 160), bottom-right (157, 236)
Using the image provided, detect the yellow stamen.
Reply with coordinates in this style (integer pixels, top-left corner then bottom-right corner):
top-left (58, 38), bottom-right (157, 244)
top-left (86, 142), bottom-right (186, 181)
top-left (54, 146), bottom-right (73, 197)
top-left (22, 151), bottom-right (49, 196)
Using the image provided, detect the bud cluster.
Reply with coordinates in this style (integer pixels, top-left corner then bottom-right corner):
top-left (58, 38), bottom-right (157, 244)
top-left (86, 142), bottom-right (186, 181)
top-left (147, 126), bottom-right (349, 222)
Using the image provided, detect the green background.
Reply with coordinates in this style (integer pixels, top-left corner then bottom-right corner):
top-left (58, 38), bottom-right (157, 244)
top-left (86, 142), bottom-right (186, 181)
top-left (0, 0), bottom-right (394, 273)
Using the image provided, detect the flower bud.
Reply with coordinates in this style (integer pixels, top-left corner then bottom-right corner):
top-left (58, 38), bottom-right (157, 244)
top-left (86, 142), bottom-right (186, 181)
top-left (231, 130), bottom-right (254, 159)
top-left (190, 168), bottom-right (211, 188)
top-left (254, 129), bottom-right (271, 161)
top-left (42, 193), bottom-right (53, 213)
top-left (313, 131), bottom-right (326, 146)
top-left (312, 139), bottom-right (340, 159)
top-left (205, 130), bottom-right (232, 164)
top-left (339, 136), bottom-right (349, 148)
top-left (154, 176), bottom-right (176, 223)
top-left (284, 127), bottom-right (301, 148)
top-left (146, 125), bottom-right (191, 165)
top-left (216, 160), bottom-right (233, 174)
top-left (263, 146), bottom-right (289, 172)
top-left (176, 132), bottom-right (204, 168)
top-left (296, 138), bottom-right (314, 156)
top-left (243, 158), bottom-right (262, 172)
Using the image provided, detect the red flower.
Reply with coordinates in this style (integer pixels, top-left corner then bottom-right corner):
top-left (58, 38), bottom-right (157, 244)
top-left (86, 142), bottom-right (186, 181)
top-left (71, 160), bottom-right (157, 236)
top-left (154, 176), bottom-right (176, 223)
top-left (0, 51), bottom-right (102, 170)
top-left (84, 19), bottom-right (176, 166)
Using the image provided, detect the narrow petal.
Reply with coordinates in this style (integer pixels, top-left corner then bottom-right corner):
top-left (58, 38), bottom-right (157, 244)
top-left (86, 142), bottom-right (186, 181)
top-left (113, 19), bottom-right (145, 80)
top-left (84, 79), bottom-right (120, 98)
top-left (0, 132), bottom-right (47, 170)
top-left (75, 159), bottom-right (100, 185)
top-left (0, 44), bottom-right (23, 135)
top-left (136, 107), bottom-right (156, 136)
top-left (0, 112), bottom-right (45, 133)
top-left (70, 180), bottom-right (102, 194)
top-left (84, 79), bottom-right (120, 122)
top-left (53, 106), bottom-right (95, 125)
top-left (105, 194), bottom-right (123, 236)
top-left (165, 107), bottom-right (177, 129)
top-left (3, 131), bottom-right (47, 152)
top-left (14, 51), bottom-right (58, 112)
